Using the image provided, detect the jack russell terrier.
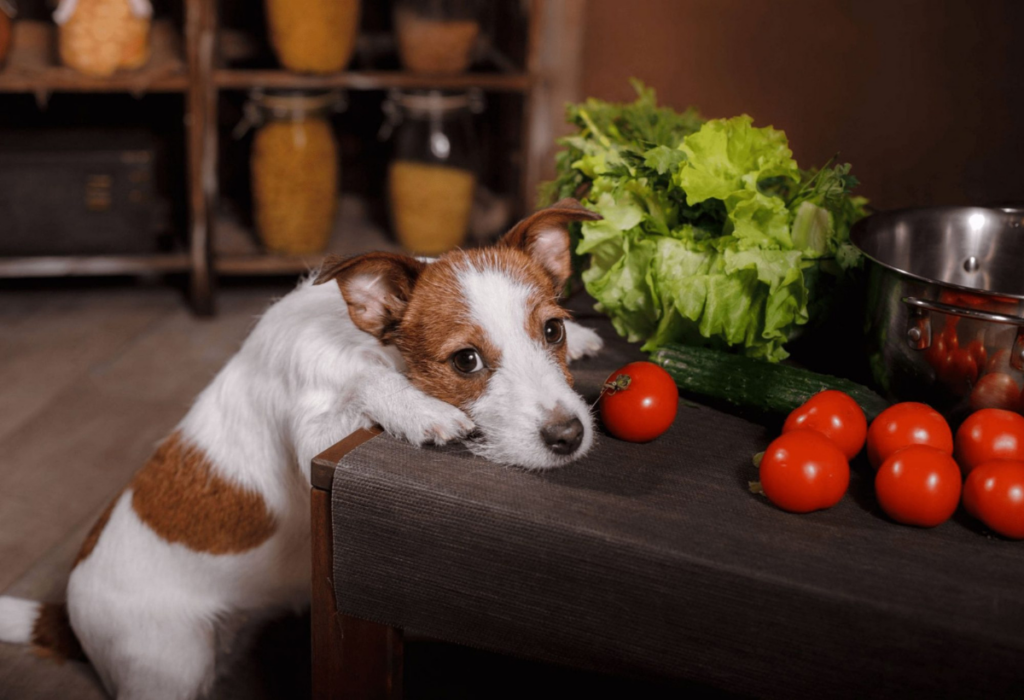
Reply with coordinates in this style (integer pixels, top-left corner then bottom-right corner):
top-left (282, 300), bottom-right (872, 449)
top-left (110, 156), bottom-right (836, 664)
top-left (0, 199), bottom-right (604, 700)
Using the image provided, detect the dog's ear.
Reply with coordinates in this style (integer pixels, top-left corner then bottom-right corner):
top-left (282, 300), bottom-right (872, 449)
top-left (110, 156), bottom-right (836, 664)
top-left (314, 253), bottom-right (426, 341)
top-left (499, 198), bottom-right (602, 290)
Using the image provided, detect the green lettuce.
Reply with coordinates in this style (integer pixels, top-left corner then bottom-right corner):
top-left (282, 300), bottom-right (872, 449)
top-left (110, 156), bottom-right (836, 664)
top-left (543, 82), bottom-right (867, 362)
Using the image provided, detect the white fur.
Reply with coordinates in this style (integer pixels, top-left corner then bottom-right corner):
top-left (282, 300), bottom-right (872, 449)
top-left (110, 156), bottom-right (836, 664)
top-left (0, 597), bottom-right (40, 645)
top-left (0, 264), bottom-right (602, 700)
top-left (458, 262), bottom-right (596, 469)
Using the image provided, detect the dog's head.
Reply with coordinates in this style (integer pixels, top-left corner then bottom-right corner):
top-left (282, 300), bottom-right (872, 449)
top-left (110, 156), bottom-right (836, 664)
top-left (316, 199), bottom-right (601, 469)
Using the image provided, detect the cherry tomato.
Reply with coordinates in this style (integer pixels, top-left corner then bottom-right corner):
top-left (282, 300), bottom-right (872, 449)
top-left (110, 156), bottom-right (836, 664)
top-left (947, 347), bottom-right (979, 396)
top-left (967, 340), bottom-right (988, 371)
top-left (970, 372), bottom-right (1021, 411)
top-left (599, 361), bottom-right (679, 442)
top-left (962, 460), bottom-right (1024, 539)
top-left (866, 402), bottom-right (954, 470)
top-left (986, 349), bottom-right (1011, 374)
top-left (954, 408), bottom-right (1024, 475)
top-left (874, 445), bottom-right (961, 527)
top-left (758, 430), bottom-right (850, 513)
top-left (929, 329), bottom-right (950, 380)
top-left (782, 390), bottom-right (867, 460)
top-left (923, 331), bottom-right (950, 373)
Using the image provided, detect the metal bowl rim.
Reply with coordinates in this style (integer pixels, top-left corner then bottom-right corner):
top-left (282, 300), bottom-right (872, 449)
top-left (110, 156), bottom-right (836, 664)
top-left (850, 205), bottom-right (1024, 301)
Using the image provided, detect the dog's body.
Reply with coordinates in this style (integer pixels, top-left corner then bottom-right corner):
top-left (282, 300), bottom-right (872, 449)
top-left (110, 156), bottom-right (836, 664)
top-left (0, 200), bottom-right (603, 700)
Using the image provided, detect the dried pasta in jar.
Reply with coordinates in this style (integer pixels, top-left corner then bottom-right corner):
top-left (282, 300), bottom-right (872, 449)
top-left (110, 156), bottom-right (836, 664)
top-left (394, 7), bottom-right (479, 74)
top-left (54, 0), bottom-right (151, 78)
top-left (265, 0), bottom-right (360, 74)
top-left (389, 161), bottom-right (476, 255)
top-left (250, 92), bottom-right (340, 255)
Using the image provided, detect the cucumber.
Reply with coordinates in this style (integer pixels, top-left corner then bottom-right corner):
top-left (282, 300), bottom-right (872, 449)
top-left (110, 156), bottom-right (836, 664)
top-left (651, 344), bottom-right (890, 421)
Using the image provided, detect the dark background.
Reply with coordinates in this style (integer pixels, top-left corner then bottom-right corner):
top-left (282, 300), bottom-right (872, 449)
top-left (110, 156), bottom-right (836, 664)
top-left (570, 0), bottom-right (1023, 211)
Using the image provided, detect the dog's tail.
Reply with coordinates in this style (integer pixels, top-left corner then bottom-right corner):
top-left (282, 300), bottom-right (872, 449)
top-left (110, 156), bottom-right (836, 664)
top-left (0, 596), bottom-right (86, 662)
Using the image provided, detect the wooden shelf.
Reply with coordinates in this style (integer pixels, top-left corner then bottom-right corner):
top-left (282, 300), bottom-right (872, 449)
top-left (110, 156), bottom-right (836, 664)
top-left (214, 29), bottom-right (532, 93)
top-left (0, 0), bottom-right (578, 314)
top-left (214, 196), bottom-right (400, 276)
top-left (0, 252), bottom-right (191, 278)
top-left (214, 68), bottom-right (533, 93)
top-left (0, 20), bottom-right (188, 94)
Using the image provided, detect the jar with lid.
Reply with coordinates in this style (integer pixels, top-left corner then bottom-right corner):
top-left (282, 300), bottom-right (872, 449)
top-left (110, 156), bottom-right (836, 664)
top-left (245, 90), bottom-right (343, 255)
top-left (382, 89), bottom-right (483, 256)
top-left (393, 0), bottom-right (480, 74)
top-left (53, 0), bottom-right (151, 78)
top-left (265, 0), bottom-right (360, 74)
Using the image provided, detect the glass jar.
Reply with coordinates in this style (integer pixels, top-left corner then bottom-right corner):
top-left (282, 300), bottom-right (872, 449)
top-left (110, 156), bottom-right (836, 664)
top-left (393, 0), bottom-right (480, 74)
top-left (53, 0), bottom-right (151, 78)
top-left (265, 0), bottom-right (360, 74)
top-left (247, 90), bottom-right (343, 255)
top-left (383, 89), bottom-right (483, 256)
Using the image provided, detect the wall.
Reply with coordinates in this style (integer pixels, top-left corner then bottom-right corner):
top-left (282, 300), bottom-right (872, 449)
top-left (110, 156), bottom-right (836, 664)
top-left (576, 0), bottom-right (1023, 210)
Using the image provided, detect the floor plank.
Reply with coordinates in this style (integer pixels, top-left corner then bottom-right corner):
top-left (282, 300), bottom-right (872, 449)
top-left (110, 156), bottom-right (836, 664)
top-left (0, 283), bottom-right (288, 592)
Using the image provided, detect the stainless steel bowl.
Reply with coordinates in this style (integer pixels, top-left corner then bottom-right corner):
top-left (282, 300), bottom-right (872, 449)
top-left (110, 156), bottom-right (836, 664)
top-left (851, 206), bottom-right (1024, 423)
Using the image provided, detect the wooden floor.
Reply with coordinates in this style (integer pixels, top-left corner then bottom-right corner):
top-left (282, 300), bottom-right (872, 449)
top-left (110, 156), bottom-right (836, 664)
top-left (0, 280), bottom-right (293, 593)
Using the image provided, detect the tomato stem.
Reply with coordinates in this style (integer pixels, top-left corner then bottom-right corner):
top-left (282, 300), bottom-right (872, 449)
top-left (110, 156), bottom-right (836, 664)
top-left (603, 374), bottom-right (632, 394)
top-left (748, 480), bottom-right (765, 495)
top-left (592, 373), bottom-right (632, 408)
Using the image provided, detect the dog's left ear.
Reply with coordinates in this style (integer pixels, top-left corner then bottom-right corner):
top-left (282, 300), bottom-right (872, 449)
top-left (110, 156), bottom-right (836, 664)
top-left (314, 252), bottom-right (426, 341)
top-left (499, 198), bottom-right (602, 290)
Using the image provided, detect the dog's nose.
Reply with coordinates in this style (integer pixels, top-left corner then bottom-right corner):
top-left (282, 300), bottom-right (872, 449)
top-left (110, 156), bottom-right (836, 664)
top-left (540, 415), bottom-right (584, 455)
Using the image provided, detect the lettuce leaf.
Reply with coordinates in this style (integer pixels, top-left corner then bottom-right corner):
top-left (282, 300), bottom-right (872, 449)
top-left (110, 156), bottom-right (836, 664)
top-left (544, 82), bottom-right (868, 362)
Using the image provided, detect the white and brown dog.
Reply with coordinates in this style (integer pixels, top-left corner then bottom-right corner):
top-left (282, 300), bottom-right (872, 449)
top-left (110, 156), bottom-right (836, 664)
top-left (0, 199), bottom-right (603, 700)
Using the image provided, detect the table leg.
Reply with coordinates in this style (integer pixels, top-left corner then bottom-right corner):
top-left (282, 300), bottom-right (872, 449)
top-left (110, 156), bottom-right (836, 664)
top-left (312, 486), bottom-right (403, 700)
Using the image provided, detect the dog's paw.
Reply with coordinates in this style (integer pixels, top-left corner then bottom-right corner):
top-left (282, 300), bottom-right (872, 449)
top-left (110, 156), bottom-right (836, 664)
top-left (385, 397), bottom-right (475, 447)
top-left (565, 320), bottom-right (604, 362)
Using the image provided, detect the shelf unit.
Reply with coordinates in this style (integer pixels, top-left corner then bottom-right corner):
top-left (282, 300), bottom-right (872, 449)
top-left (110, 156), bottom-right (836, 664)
top-left (0, 0), bottom-right (585, 314)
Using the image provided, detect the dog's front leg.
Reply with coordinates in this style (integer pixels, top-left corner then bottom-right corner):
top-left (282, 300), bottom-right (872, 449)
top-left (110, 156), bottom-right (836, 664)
top-left (359, 368), bottom-right (475, 446)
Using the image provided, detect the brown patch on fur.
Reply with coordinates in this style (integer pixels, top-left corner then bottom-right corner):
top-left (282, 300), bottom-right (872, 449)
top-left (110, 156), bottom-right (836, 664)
top-left (313, 252), bottom-right (426, 342)
top-left (527, 301), bottom-right (573, 386)
top-left (72, 493), bottom-right (121, 568)
top-left (395, 246), bottom-right (577, 404)
top-left (500, 198), bottom-right (601, 288)
top-left (130, 432), bottom-right (276, 554)
top-left (394, 255), bottom-right (491, 409)
top-left (31, 603), bottom-right (86, 663)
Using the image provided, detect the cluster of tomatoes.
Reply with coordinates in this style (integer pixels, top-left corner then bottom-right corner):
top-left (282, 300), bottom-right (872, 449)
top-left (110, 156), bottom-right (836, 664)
top-left (757, 391), bottom-right (1024, 539)
top-left (923, 292), bottom-right (1023, 411)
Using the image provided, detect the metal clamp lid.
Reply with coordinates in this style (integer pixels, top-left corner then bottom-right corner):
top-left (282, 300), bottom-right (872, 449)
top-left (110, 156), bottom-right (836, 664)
top-left (378, 88), bottom-right (484, 140)
top-left (233, 89), bottom-right (347, 139)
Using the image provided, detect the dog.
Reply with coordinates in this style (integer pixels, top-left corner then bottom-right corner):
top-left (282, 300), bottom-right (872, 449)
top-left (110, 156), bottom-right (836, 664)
top-left (0, 198), bottom-right (604, 700)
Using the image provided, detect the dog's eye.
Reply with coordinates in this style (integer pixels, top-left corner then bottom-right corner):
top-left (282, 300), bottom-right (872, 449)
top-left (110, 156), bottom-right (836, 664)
top-left (544, 319), bottom-right (565, 345)
top-left (451, 348), bottom-right (484, 374)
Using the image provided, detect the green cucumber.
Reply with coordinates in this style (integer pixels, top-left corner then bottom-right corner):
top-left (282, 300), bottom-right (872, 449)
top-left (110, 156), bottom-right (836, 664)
top-left (651, 344), bottom-right (890, 421)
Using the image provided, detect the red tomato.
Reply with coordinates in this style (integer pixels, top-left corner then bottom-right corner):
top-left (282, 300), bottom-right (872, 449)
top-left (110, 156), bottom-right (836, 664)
top-left (967, 340), bottom-right (988, 371)
top-left (866, 402), bottom-right (954, 470)
top-left (874, 445), bottom-right (962, 527)
top-left (963, 460), bottom-right (1024, 539)
top-left (599, 361), bottom-right (679, 442)
top-left (954, 409), bottom-right (1024, 475)
top-left (947, 347), bottom-right (979, 396)
top-left (923, 331), bottom-right (950, 374)
top-left (970, 373), bottom-right (1021, 411)
top-left (758, 430), bottom-right (849, 513)
top-left (782, 390), bottom-right (867, 460)
top-left (986, 349), bottom-right (1011, 374)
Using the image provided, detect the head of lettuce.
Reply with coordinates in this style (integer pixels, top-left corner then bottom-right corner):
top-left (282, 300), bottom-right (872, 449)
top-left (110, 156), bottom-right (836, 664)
top-left (542, 82), bottom-right (868, 362)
